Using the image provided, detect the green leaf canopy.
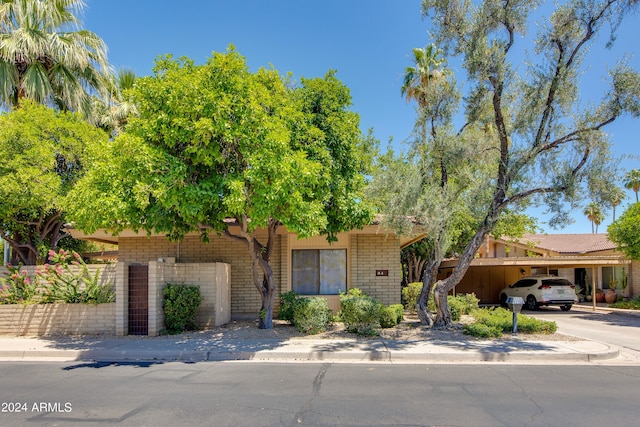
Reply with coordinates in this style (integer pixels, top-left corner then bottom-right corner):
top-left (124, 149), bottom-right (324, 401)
top-left (69, 47), bottom-right (373, 242)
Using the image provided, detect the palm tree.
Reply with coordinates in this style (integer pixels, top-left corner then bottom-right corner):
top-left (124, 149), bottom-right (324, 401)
top-left (401, 44), bottom-right (452, 186)
top-left (623, 169), bottom-right (640, 202)
top-left (0, 0), bottom-right (112, 113)
top-left (583, 202), bottom-right (605, 233)
top-left (401, 44), bottom-right (448, 108)
top-left (609, 186), bottom-right (626, 222)
top-left (87, 68), bottom-right (138, 134)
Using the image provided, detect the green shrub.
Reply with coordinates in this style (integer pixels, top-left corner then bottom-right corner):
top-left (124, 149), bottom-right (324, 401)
top-left (458, 293), bottom-right (480, 313)
top-left (163, 283), bottom-right (203, 334)
top-left (340, 294), bottom-right (383, 336)
top-left (463, 323), bottom-right (503, 338)
top-left (516, 315), bottom-right (558, 334)
top-left (609, 295), bottom-right (640, 310)
top-left (292, 297), bottom-right (330, 335)
top-left (466, 307), bottom-right (557, 337)
top-left (402, 282), bottom-right (422, 313)
top-left (342, 287), bottom-right (367, 297)
top-left (448, 297), bottom-right (462, 321)
top-left (389, 304), bottom-right (404, 323)
top-left (277, 290), bottom-right (300, 323)
top-left (402, 282), bottom-right (439, 313)
top-left (447, 293), bottom-right (480, 321)
top-left (380, 306), bottom-right (398, 328)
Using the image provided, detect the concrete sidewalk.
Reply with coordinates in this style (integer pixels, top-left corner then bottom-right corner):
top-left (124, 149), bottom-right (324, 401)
top-left (0, 334), bottom-right (619, 364)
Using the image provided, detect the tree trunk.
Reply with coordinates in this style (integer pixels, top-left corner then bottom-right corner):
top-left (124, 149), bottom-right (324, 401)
top-left (3, 212), bottom-right (67, 265)
top-left (433, 280), bottom-right (451, 328)
top-left (434, 220), bottom-right (497, 327)
top-left (416, 257), bottom-right (441, 326)
top-left (223, 216), bottom-right (279, 329)
top-left (255, 258), bottom-right (276, 329)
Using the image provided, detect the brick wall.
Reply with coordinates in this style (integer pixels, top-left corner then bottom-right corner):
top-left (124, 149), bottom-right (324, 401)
top-left (117, 231), bottom-right (402, 319)
top-left (350, 234), bottom-right (401, 305)
top-left (0, 303), bottom-right (115, 336)
top-left (118, 234), bottom-right (273, 318)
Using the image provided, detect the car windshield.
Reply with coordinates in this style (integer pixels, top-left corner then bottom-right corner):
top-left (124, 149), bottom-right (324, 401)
top-left (541, 279), bottom-right (572, 287)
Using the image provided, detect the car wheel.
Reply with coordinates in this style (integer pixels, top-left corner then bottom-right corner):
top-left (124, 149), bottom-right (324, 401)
top-left (561, 304), bottom-right (572, 311)
top-left (500, 294), bottom-right (507, 307)
top-left (525, 295), bottom-right (538, 311)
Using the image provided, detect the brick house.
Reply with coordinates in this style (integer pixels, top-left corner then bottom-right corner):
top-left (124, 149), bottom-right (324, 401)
top-left (71, 222), bottom-right (423, 336)
top-left (439, 234), bottom-right (638, 304)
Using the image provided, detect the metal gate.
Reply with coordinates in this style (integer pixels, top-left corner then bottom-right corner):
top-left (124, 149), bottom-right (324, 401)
top-left (128, 265), bottom-right (148, 335)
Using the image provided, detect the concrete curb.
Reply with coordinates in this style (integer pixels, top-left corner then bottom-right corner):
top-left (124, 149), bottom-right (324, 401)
top-left (0, 338), bottom-right (621, 364)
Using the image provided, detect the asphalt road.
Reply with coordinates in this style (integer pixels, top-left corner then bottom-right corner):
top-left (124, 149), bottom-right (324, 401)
top-left (527, 307), bottom-right (640, 355)
top-left (1, 362), bottom-right (639, 426)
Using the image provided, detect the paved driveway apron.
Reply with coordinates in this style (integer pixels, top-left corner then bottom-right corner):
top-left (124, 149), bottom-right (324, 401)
top-left (529, 307), bottom-right (640, 362)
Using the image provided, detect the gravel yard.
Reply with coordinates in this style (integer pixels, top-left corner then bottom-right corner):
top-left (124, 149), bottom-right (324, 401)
top-left (173, 313), bottom-right (580, 342)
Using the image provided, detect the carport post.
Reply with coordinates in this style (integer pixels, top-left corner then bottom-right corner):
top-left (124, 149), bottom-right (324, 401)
top-left (592, 265), bottom-right (596, 312)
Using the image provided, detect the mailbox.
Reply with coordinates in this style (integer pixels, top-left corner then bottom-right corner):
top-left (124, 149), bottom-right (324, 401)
top-left (506, 296), bottom-right (524, 335)
top-left (506, 296), bottom-right (524, 313)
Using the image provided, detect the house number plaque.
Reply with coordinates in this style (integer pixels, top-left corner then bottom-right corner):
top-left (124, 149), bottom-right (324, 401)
top-left (375, 270), bottom-right (389, 277)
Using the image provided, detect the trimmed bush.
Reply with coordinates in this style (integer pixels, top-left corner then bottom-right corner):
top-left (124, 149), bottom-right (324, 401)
top-left (447, 293), bottom-right (479, 321)
top-left (401, 282), bottom-right (422, 313)
top-left (380, 306), bottom-right (399, 328)
top-left (277, 290), bottom-right (299, 323)
top-left (402, 282), bottom-right (438, 313)
top-left (292, 297), bottom-right (330, 335)
top-left (464, 307), bottom-right (557, 337)
top-left (463, 323), bottom-right (502, 338)
top-left (342, 287), bottom-right (367, 297)
top-left (448, 297), bottom-right (463, 321)
top-left (389, 304), bottom-right (404, 323)
top-left (163, 283), bottom-right (203, 334)
top-left (340, 294), bottom-right (383, 336)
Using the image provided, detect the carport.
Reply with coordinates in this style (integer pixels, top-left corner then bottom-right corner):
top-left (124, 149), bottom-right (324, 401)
top-left (438, 256), bottom-right (631, 306)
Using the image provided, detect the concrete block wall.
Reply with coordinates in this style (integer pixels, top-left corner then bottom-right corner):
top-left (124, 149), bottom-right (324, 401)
top-left (0, 303), bottom-right (115, 336)
top-left (350, 234), bottom-right (401, 305)
top-left (157, 261), bottom-right (231, 330)
top-left (118, 233), bottom-right (281, 318)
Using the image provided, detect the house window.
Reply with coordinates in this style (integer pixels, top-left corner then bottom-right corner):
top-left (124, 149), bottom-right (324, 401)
top-left (292, 249), bottom-right (346, 295)
top-left (602, 266), bottom-right (624, 290)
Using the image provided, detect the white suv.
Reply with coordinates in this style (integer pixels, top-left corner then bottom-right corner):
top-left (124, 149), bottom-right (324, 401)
top-left (499, 276), bottom-right (578, 311)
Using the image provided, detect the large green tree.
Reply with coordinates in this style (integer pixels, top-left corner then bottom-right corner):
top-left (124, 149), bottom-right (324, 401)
top-left (381, 0), bottom-right (638, 327)
top-left (0, 0), bottom-right (111, 112)
top-left (0, 101), bottom-right (108, 264)
top-left (608, 202), bottom-right (640, 260)
top-left (68, 48), bottom-right (373, 329)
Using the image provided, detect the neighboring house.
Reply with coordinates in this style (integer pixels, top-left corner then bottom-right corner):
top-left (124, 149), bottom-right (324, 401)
top-left (438, 234), bottom-right (638, 304)
top-left (70, 222), bottom-right (423, 336)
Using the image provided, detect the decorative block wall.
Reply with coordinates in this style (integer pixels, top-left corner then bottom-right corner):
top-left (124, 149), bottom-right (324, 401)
top-left (0, 303), bottom-right (115, 336)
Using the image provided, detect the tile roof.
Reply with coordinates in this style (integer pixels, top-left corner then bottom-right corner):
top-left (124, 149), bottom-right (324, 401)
top-left (516, 233), bottom-right (618, 254)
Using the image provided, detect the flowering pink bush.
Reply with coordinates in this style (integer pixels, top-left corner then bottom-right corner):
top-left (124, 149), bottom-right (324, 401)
top-left (0, 250), bottom-right (114, 304)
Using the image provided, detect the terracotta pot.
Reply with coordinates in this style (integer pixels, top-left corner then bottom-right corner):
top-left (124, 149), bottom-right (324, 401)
top-left (605, 290), bottom-right (617, 304)
top-left (595, 292), bottom-right (605, 303)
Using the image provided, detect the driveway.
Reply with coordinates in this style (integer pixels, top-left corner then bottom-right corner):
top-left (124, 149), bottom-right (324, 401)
top-left (527, 306), bottom-right (640, 362)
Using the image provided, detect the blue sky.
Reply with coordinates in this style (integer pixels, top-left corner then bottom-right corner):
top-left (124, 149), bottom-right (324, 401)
top-left (83, 0), bottom-right (639, 234)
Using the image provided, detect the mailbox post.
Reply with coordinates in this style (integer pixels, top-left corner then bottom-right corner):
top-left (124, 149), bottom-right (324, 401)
top-left (506, 296), bottom-right (525, 335)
